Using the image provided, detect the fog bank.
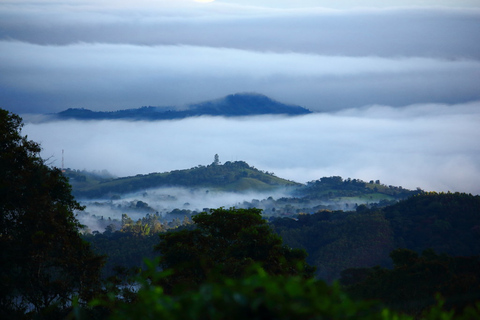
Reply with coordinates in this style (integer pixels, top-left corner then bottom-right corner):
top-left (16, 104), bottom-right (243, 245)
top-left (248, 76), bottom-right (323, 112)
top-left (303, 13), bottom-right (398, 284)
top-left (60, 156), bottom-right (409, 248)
top-left (22, 102), bottom-right (480, 195)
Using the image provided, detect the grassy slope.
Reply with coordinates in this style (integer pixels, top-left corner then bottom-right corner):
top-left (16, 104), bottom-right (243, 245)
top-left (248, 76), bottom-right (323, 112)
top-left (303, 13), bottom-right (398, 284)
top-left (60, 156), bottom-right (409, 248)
top-left (66, 161), bottom-right (299, 198)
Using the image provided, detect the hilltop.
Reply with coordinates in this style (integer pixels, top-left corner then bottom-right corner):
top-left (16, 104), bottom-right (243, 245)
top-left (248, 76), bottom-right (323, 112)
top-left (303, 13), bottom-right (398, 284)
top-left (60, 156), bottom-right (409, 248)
top-left (66, 160), bottom-right (300, 199)
top-left (52, 93), bottom-right (312, 121)
top-left (65, 161), bottom-right (421, 210)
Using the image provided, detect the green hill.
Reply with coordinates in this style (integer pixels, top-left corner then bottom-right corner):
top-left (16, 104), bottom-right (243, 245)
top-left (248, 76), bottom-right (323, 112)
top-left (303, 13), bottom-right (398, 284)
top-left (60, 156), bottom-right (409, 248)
top-left (65, 162), bottom-right (422, 210)
top-left (66, 161), bottom-right (300, 199)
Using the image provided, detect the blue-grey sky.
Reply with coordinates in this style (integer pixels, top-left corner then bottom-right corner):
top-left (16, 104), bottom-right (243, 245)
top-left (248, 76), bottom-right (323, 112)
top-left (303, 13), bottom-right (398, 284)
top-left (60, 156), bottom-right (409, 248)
top-left (2, 0), bottom-right (480, 194)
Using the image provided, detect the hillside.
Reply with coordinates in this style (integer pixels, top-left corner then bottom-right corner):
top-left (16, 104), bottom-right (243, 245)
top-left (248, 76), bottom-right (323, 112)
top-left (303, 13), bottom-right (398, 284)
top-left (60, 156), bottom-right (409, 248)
top-left (66, 161), bottom-right (300, 199)
top-left (53, 93), bottom-right (312, 121)
top-left (66, 161), bottom-right (421, 205)
top-left (272, 192), bottom-right (480, 281)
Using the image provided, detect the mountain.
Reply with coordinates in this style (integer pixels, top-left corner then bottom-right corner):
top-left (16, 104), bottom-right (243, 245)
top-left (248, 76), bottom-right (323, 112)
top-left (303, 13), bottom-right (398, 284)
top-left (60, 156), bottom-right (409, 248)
top-left (53, 93), bottom-right (312, 121)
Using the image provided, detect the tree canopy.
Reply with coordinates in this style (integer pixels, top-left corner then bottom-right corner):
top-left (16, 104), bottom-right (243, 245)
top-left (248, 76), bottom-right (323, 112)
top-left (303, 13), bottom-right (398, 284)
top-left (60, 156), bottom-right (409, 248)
top-left (341, 248), bottom-right (480, 316)
top-left (0, 109), bottom-right (104, 318)
top-left (154, 207), bottom-right (315, 292)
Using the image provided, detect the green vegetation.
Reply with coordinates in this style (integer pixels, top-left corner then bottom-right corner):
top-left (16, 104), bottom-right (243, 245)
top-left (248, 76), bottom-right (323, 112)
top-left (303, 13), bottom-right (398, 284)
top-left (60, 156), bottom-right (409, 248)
top-left (341, 248), bottom-right (480, 316)
top-left (67, 160), bottom-right (299, 199)
top-left (91, 262), bottom-right (480, 320)
top-left (0, 109), bottom-right (104, 318)
top-left (83, 212), bottom-right (194, 278)
top-left (272, 192), bottom-right (480, 281)
top-left (154, 208), bottom-right (315, 293)
top-left (383, 192), bottom-right (480, 256)
top-left (88, 207), bottom-right (479, 320)
top-left (297, 176), bottom-right (421, 202)
top-left (272, 210), bottom-right (395, 281)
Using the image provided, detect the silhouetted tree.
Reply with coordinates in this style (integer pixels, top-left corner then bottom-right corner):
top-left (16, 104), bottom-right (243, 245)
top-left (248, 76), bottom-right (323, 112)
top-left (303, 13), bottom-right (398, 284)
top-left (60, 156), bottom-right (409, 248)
top-left (0, 109), bottom-right (104, 318)
top-left (154, 207), bottom-right (315, 292)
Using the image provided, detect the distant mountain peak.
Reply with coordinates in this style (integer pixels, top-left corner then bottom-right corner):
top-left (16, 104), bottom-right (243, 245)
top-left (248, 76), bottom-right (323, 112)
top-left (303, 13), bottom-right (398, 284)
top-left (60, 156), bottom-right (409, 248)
top-left (52, 93), bottom-right (312, 121)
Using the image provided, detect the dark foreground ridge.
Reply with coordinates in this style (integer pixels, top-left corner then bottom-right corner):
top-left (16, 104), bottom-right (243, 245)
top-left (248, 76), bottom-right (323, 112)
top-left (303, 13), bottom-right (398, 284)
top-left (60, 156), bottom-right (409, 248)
top-left (53, 93), bottom-right (312, 120)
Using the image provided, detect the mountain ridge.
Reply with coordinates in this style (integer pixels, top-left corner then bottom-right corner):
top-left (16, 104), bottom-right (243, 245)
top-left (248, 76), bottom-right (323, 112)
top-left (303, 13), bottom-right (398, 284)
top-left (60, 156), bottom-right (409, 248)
top-left (53, 93), bottom-right (312, 121)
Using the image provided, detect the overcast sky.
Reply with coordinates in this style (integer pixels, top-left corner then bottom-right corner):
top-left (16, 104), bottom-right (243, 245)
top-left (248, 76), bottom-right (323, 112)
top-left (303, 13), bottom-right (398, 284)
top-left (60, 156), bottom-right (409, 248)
top-left (1, 0), bottom-right (479, 113)
top-left (2, 0), bottom-right (480, 195)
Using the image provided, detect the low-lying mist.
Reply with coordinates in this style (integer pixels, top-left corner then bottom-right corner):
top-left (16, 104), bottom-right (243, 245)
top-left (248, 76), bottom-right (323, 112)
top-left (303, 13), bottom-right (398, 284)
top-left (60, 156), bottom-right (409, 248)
top-left (75, 186), bottom-right (295, 232)
top-left (23, 101), bottom-right (480, 197)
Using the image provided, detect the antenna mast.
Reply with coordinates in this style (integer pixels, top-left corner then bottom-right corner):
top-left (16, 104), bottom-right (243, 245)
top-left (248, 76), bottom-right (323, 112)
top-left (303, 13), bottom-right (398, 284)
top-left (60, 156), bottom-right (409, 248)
top-left (62, 149), bottom-right (65, 172)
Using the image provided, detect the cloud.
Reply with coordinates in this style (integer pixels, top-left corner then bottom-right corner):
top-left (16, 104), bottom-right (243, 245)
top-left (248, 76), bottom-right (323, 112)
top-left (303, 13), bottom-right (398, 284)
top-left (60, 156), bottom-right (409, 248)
top-left (1, 1), bottom-right (479, 114)
top-left (2, 4), bottom-right (479, 58)
top-left (2, 1), bottom-right (479, 198)
top-left (22, 101), bottom-right (480, 195)
top-left (1, 41), bottom-right (479, 113)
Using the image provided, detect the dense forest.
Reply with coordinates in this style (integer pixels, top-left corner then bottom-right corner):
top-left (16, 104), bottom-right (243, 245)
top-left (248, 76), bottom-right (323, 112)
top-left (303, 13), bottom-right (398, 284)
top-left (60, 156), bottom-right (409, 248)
top-left (2, 108), bottom-right (480, 319)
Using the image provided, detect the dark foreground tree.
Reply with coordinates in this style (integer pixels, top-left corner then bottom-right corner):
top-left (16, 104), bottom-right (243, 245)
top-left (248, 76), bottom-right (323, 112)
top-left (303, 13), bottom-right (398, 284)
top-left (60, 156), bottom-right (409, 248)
top-left (154, 207), bottom-right (315, 292)
top-left (0, 109), bottom-right (104, 318)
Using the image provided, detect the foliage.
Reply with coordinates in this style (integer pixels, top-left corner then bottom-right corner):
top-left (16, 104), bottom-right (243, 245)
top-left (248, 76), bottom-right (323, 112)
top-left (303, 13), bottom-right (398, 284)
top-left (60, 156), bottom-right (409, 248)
top-left (271, 191), bottom-right (480, 281)
top-left (69, 161), bottom-right (299, 198)
top-left (154, 208), bottom-right (315, 292)
top-left (83, 231), bottom-right (160, 278)
top-left (382, 192), bottom-right (480, 256)
top-left (298, 176), bottom-right (422, 201)
top-left (271, 211), bottom-right (395, 281)
top-left (0, 109), bottom-right (104, 318)
top-left (89, 260), bottom-right (480, 320)
top-left (83, 213), bottom-right (194, 278)
top-left (341, 248), bottom-right (480, 316)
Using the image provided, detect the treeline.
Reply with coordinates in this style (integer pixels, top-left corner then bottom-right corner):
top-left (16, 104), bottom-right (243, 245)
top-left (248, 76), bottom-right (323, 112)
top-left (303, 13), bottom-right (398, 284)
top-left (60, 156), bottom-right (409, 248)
top-left (298, 175), bottom-right (422, 200)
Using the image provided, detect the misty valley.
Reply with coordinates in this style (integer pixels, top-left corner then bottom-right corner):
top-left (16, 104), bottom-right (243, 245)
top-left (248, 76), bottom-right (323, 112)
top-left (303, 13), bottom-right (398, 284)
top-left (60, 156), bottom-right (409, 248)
top-left (70, 160), bottom-right (480, 301)
top-left (68, 160), bottom-right (420, 232)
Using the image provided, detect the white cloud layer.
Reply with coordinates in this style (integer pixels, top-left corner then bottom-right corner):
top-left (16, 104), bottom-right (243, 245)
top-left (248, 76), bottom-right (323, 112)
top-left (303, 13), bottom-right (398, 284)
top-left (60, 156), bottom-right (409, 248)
top-left (23, 101), bottom-right (480, 195)
top-left (3, 1), bottom-right (480, 197)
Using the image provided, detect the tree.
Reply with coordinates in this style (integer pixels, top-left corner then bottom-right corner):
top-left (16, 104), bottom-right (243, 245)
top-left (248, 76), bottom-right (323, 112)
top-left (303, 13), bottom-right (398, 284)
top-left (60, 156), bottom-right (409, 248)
top-left (0, 109), bottom-right (104, 317)
top-left (154, 207), bottom-right (315, 292)
top-left (213, 153), bottom-right (220, 165)
top-left (94, 259), bottom-right (480, 320)
top-left (341, 248), bottom-right (480, 316)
